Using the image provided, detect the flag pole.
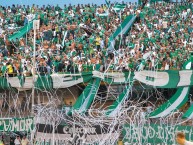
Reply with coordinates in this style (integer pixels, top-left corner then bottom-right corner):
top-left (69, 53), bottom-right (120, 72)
top-left (32, 20), bottom-right (39, 113)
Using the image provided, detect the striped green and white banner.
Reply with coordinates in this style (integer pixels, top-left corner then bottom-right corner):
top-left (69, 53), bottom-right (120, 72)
top-left (97, 12), bottom-right (109, 17)
top-left (106, 72), bottom-right (134, 117)
top-left (68, 78), bottom-right (101, 115)
top-left (3, 69), bottom-right (193, 91)
top-left (108, 14), bottom-right (136, 51)
top-left (149, 87), bottom-right (190, 118)
top-left (112, 4), bottom-right (126, 12)
top-left (135, 59), bottom-right (193, 88)
top-left (182, 59), bottom-right (193, 119)
top-left (135, 70), bottom-right (193, 88)
top-left (3, 71), bottom-right (132, 91)
top-left (105, 83), bottom-right (133, 117)
top-left (78, 78), bottom-right (101, 114)
top-left (8, 20), bottom-right (34, 42)
top-left (6, 73), bottom-right (93, 91)
top-left (149, 60), bottom-right (191, 118)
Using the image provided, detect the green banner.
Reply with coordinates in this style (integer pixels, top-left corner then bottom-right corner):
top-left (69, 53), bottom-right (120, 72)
top-left (0, 117), bottom-right (34, 132)
top-left (123, 124), bottom-right (193, 144)
top-left (8, 21), bottom-right (33, 42)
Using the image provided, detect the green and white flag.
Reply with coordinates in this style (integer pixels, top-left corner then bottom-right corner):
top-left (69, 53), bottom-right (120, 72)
top-left (62, 30), bottom-right (68, 47)
top-left (112, 4), bottom-right (126, 12)
top-left (108, 14), bottom-right (136, 51)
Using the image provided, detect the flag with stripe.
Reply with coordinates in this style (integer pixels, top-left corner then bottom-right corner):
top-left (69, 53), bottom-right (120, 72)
top-left (113, 4), bottom-right (126, 12)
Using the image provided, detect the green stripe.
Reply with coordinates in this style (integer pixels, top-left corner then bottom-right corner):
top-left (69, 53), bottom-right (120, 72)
top-left (105, 86), bottom-right (128, 115)
top-left (35, 75), bottom-right (53, 90)
top-left (8, 21), bottom-right (33, 42)
top-left (18, 75), bottom-right (25, 87)
top-left (0, 77), bottom-right (11, 90)
top-left (106, 83), bottom-right (133, 116)
top-left (159, 70), bottom-right (180, 88)
top-left (182, 105), bottom-right (193, 119)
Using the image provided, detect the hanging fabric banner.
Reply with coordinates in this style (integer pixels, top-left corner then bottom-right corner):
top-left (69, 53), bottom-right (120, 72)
top-left (0, 117), bottom-right (34, 132)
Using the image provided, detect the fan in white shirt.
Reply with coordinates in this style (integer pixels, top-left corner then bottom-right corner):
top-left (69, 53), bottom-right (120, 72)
top-left (147, 30), bottom-right (153, 39)
top-left (14, 136), bottom-right (21, 145)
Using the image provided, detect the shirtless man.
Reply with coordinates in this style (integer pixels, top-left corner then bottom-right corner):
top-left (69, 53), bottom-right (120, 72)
top-left (176, 132), bottom-right (193, 145)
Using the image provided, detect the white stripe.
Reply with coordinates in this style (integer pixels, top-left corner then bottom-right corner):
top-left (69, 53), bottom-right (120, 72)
top-left (177, 70), bottom-right (192, 87)
top-left (104, 72), bottom-right (125, 78)
top-left (113, 77), bottom-right (125, 83)
top-left (53, 78), bottom-right (83, 88)
top-left (186, 62), bottom-right (191, 69)
top-left (62, 77), bottom-right (73, 81)
top-left (149, 87), bottom-right (189, 118)
top-left (23, 76), bottom-right (37, 89)
top-left (92, 71), bottom-right (104, 79)
top-left (52, 74), bottom-right (83, 88)
top-left (134, 71), bottom-right (169, 87)
top-left (8, 77), bottom-right (20, 88)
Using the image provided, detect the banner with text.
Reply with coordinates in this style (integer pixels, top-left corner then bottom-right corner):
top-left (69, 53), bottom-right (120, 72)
top-left (0, 117), bottom-right (34, 132)
top-left (123, 124), bottom-right (193, 145)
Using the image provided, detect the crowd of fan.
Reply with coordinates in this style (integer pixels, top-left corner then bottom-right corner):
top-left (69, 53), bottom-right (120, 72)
top-left (0, 2), bottom-right (192, 77)
top-left (0, 2), bottom-right (139, 76)
top-left (127, 2), bottom-right (193, 71)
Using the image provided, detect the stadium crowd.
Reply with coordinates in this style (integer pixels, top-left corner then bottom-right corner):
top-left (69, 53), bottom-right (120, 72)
top-left (0, 1), bottom-right (192, 76)
top-left (129, 2), bottom-right (193, 70)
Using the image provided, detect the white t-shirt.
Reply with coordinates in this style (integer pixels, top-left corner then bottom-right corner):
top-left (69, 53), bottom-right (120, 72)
top-left (162, 21), bottom-right (167, 29)
top-left (185, 140), bottom-right (193, 145)
top-left (165, 63), bottom-right (169, 70)
top-left (14, 138), bottom-right (21, 145)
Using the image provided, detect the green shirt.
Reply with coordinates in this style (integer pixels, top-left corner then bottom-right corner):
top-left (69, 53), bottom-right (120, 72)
top-left (0, 38), bottom-right (4, 46)
top-left (1, 65), bottom-right (6, 75)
